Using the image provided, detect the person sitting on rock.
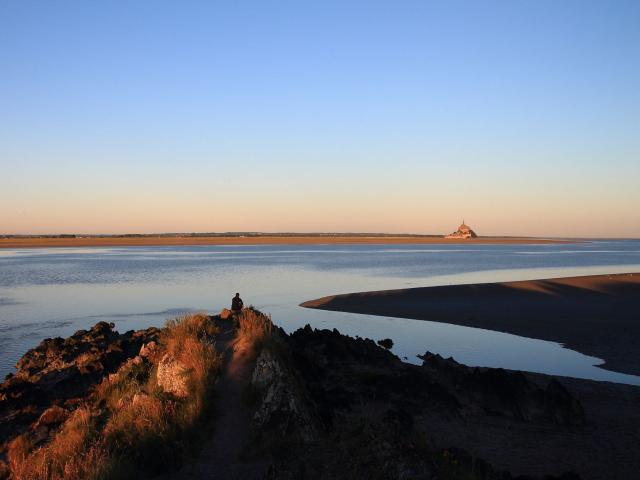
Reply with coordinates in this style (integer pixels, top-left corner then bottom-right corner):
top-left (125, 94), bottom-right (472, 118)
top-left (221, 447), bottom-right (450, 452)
top-left (231, 292), bottom-right (244, 316)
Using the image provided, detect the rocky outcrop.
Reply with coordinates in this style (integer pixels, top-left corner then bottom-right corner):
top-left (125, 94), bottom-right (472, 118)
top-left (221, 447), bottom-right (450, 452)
top-left (0, 315), bottom-right (591, 480)
top-left (30, 405), bottom-right (70, 445)
top-left (157, 353), bottom-right (190, 398)
top-left (419, 352), bottom-right (586, 425)
top-left (0, 321), bottom-right (159, 447)
top-left (251, 348), bottom-right (318, 442)
top-left (283, 325), bottom-right (461, 424)
top-left (253, 325), bottom-right (584, 480)
top-left (139, 340), bottom-right (158, 359)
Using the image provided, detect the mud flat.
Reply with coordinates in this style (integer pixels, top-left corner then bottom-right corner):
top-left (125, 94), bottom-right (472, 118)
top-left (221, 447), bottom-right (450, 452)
top-left (301, 273), bottom-right (640, 376)
top-left (0, 235), bottom-right (569, 248)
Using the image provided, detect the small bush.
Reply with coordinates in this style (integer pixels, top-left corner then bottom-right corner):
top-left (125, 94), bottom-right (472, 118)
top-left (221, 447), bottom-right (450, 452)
top-left (377, 338), bottom-right (394, 350)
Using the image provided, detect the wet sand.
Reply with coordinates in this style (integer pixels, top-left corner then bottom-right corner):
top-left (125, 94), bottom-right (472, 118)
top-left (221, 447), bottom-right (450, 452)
top-left (301, 273), bottom-right (640, 376)
top-left (424, 371), bottom-right (640, 480)
top-left (0, 235), bottom-right (568, 249)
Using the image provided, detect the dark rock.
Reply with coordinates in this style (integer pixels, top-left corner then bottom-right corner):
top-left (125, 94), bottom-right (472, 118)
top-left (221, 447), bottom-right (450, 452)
top-left (418, 352), bottom-right (585, 425)
top-left (251, 348), bottom-right (319, 442)
top-left (34, 405), bottom-right (68, 428)
top-left (256, 326), bottom-right (584, 480)
top-left (285, 326), bottom-right (461, 425)
top-left (435, 447), bottom-right (581, 480)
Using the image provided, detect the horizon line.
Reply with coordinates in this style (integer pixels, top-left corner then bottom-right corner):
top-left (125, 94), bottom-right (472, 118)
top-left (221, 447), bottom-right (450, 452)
top-left (1, 232), bottom-right (638, 240)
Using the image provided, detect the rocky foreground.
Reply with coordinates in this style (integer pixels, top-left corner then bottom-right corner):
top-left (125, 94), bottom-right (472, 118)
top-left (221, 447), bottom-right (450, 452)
top-left (1, 311), bottom-right (639, 479)
top-left (0, 322), bottom-right (160, 449)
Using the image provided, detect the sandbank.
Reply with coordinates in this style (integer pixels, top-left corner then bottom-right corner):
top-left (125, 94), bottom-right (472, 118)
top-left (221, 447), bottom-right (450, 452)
top-left (301, 273), bottom-right (640, 376)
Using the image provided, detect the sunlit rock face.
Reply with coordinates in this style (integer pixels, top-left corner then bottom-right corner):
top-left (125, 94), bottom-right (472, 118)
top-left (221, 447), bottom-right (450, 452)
top-left (157, 353), bottom-right (190, 398)
top-left (445, 221), bottom-right (478, 239)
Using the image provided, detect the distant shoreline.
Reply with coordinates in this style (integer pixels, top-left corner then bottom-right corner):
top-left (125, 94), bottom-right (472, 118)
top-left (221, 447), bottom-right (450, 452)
top-left (0, 235), bottom-right (570, 248)
top-left (301, 272), bottom-right (640, 376)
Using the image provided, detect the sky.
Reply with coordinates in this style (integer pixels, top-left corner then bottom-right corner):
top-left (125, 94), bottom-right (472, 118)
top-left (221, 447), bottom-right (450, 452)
top-left (1, 1), bottom-right (639, 237)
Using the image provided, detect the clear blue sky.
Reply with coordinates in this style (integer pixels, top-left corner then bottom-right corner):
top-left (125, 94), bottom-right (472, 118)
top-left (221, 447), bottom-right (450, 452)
top-left (1, 1), bottom-right (639, 236)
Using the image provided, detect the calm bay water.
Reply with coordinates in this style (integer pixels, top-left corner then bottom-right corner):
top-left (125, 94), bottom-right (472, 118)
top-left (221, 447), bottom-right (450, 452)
top-left (1, 240), bottom-right (639, 384)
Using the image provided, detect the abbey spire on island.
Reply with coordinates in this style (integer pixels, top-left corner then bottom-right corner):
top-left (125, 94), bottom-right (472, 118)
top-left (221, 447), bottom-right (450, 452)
top-left (445, 220), bottom-right (478, 239)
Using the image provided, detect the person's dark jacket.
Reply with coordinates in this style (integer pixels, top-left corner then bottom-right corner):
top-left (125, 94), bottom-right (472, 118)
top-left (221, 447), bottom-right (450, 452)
top-left (231, 296), bottom-right (243, 312)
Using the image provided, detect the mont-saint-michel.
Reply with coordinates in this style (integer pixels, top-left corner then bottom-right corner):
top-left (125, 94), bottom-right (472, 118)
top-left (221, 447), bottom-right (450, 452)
top-left (444, 220), bottom-right (478, 239)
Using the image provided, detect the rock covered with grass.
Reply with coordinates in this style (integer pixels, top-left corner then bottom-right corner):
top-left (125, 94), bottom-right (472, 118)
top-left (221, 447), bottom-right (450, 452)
top-left (0, 322), bottom-right (159, 448)
top-left (0, 308), bottom-right (593, 480)
top-left (0, 313), bottom-right (222, 480)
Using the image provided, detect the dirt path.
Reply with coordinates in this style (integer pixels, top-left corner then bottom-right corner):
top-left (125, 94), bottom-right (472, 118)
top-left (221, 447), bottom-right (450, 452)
top-left (171, 318), bottom-right (269, 479)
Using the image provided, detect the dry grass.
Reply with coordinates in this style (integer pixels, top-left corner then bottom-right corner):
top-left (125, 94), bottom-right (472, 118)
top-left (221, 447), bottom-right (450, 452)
top-left (161, 313), bottom-right (220, 424)
top-left (95, 358), bottom-right (149, 412)
top-left (236, 307), bottom-right (274, 353)
top-left (8, 408), bottom-right (111, 480)
top-left (162, 312), bottom-right (220, 355)
top-left (7, 313), bottom-right (222, 479)
top-left (102, 392), bottom-right (177, 473)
